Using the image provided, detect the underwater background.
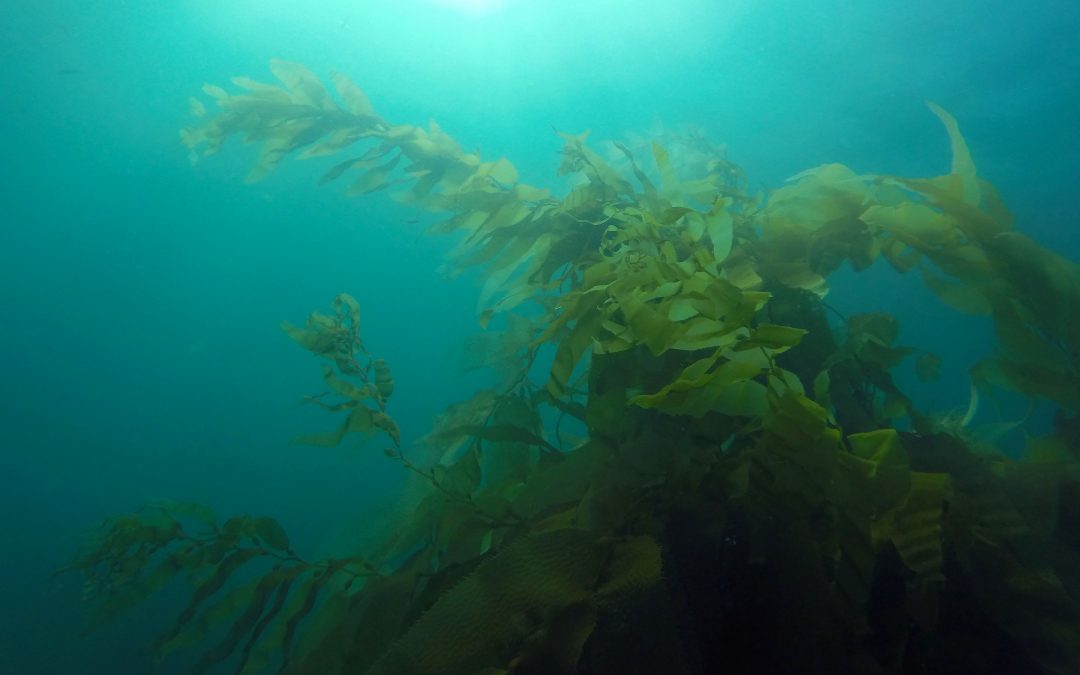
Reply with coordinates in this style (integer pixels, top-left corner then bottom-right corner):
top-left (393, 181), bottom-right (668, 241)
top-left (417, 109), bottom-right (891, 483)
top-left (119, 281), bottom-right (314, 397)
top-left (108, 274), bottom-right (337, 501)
top-left (2, 0), bottom-right (1079, 672)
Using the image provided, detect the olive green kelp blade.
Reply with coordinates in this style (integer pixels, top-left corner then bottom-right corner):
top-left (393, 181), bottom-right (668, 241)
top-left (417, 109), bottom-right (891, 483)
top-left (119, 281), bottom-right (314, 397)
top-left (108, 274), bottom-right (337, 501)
top-left (363, 528), bottom-right (660, 675)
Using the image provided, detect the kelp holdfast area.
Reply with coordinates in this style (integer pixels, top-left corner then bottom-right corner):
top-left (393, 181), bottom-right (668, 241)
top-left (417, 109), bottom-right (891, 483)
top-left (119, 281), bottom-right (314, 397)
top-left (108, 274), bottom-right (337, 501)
top-left (60, 61), bottom-right (1080, 675)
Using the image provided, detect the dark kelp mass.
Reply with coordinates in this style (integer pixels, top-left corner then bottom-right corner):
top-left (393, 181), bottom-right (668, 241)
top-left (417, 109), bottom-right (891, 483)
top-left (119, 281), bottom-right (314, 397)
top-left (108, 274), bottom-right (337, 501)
top-left (60, 60), bottom-right (1080, 674)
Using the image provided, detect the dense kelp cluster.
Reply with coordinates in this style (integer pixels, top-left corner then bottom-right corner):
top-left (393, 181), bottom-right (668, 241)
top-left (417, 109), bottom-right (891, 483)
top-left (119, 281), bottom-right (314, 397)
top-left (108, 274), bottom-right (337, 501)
top-left (62, 61), bottom-right (1080, 674)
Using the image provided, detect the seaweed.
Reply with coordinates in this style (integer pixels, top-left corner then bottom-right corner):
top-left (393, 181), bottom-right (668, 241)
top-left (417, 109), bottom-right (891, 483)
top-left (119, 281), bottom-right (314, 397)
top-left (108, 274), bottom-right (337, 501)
top-left (57, 61), bottom-right (1080, 674)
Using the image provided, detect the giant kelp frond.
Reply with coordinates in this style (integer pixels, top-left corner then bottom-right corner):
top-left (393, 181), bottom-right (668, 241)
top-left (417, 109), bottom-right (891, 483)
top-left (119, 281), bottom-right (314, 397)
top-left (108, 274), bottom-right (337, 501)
top-left (283, 293), bottom-right (401, 449)
top-left (750, 102), bottom-right (1080, 411)
top-left (184, 62), bottom-right (771, 400)
top-left (183, 60), bottom-right (544, 252)
top-left (183, 60), bottom-right (383, 183)
top-left (58, 502), bottom-right (376, 674)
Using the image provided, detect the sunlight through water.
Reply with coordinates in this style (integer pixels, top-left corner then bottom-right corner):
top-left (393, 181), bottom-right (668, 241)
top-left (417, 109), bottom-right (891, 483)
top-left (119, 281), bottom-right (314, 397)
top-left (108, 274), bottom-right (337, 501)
top-left (422, 0), bottom-right (512, 17)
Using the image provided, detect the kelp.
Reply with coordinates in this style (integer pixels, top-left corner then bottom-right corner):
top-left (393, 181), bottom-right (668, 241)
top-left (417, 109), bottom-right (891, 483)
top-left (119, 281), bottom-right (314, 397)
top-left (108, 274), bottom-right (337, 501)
top-left (58, 502), bottom-right (377, 672)
top-left (59, 61), bottom-right (1080, 674)
top-left (283, 293), bottom-right (401, 449)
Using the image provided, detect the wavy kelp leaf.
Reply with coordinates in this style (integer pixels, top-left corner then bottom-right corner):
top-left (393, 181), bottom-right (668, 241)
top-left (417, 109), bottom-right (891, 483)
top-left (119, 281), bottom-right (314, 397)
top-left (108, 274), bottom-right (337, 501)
top-left (187, 567), bottom-right (300, 675)
top-left (651, 141), bottom-right (677, 192)
top-left (281, 319), bottom-right (339, 356)
top-left (269, 59), bottom-right (337, 110)
top-left (367, 494), bottom-right (442, 570)
top-left (595, 536), bottom-right (663, 602)
top-left (158, 576), bottom-right (261, 657)
top-left (220, 514), bottom-right (260, 539)
top-left (144, 500), bottom-right (218, 530)
top-left (319, 364), bottom-right (373, 402)
top-left (735, 323), bottom-right (806, 351)
top-left (439, 511), bottom-right (498, 569)
top-left (926, 101), bottom-right (980, 206)
top-left (290, 406), bottom-right (375, 447)
top-left (476, 232), bottom-right (552, 318)
top-left (372, 358), bottom-right (394, 399)
top-left (610, 286), bottom-right (681, 356)
top-left (996, 458), bottom-right (1064, 539)
top-left (162, 564), bottom-right (313, 671)
top-left (432, 445), bottom-right (481, 499)
top-left (808, 216), bottom-right (878, 274)
top-left (812, 369), bottom-right (833, 409)
top-left (275, 569), bottom-right (343, 672)
top-left (919, 265), bottom-right (991, 314)
top-left (245, 122), bottom-right (330, 184)
top-left (474, 396), bottom-right (544, 487)
top-left (986, 232), bottom-right (1080, 340)
top-left (458, 315), bottom-right (535, 389)
top-left (417, 389), bottom-right (499, 464)
top-left (296, 126), bottom-right (365, 159)
top-left (557, 129), bottom-right (633, 196)
top-left (647, 139), bottom-right (738, 209)
top-left (844, 428), bottom-right (911, 511)
top-left (346, 153), bottom-right (403, 195)
top-left (84, 553), bottom-right (182, 629)
top-left (759, 390), bottom-right (844, 488)
top-left (433, 423), bottom-right (555, 453)
top-left (879, 237), bottom-right (921, 273)
top-left (881, 471), bottom-right (950, 581)
top-left (984, 295), bottom-right (1080, 407)
top-left (708, 376), bottom-right (770, 417)
top-left (364, 529), bottom-right (607, 675)
top-left (847, 312), bottom-right (899, 346)
top-left (233, 568), bottom-right (303, 673)
top-left (982, 237), bottom-right (1080, 405)
top-left (861, 203), bottom-right (962, 249)
top-left (682, 202), bottom-right (735, 267)
top-left (612, 141), bottom-right (657, 196)
top-left (547, 304), bottom-right (604, 397)
top-left (514, 442), bottom-right (604, 519)
top-left (284, 571), bottom-right (418, 675)
top-left (233, 574), bottom-right (314, 672)
top-left (319, 149), bottom-right (388, 184)
top-left (995, 359), bottom-right (1080, 412)
top-left (330, 71), bottom-right (375, 117)
top-left (459, 315), bottom-right (533, 369)
top-left (763, 163), bottom-right (871, 234)
top-left (630, 345), bottom-right (776, 418)
top-left (282, 293), bottom-right (361, 361)
top-left (955, 528), bottom-right (1080, 675)
top-left (188, 95), bottom-right (207, 119)
top-left (842, 312), bottom-right (915, 373)
top-left (253, 517), bottom-right (291, 552)
top-left (155, 548), bottom-right (263, 651)
top-left (277, 589), bottom-right (356, 675)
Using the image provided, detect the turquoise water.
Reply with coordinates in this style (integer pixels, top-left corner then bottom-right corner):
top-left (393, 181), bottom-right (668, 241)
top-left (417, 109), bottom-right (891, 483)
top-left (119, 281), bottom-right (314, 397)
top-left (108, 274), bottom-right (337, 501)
top-left (2, 1), bottom-right (1078, 672)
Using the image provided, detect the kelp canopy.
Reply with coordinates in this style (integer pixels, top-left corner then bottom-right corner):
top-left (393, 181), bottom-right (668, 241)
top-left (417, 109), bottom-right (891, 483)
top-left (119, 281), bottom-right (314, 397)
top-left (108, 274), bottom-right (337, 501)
top-left (63, 60), bottom-right (1080, 674)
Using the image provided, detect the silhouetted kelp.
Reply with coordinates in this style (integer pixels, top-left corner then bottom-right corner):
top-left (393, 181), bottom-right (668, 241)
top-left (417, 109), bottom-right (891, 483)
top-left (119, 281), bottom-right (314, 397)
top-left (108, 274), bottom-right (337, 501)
top-left (60, 60), bottom-right (1080, 674)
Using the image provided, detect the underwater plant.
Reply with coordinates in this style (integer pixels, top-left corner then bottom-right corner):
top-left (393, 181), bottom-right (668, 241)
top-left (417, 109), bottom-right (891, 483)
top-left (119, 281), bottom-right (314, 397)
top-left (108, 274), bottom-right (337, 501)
top-left (62, 60), bottom-right (1080, 674)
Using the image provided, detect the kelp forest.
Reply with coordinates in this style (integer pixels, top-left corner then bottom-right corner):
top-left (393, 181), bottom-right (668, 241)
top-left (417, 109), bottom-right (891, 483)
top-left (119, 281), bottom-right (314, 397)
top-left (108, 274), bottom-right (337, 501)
top-left (60, 60), bottom-right (1080, 674)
